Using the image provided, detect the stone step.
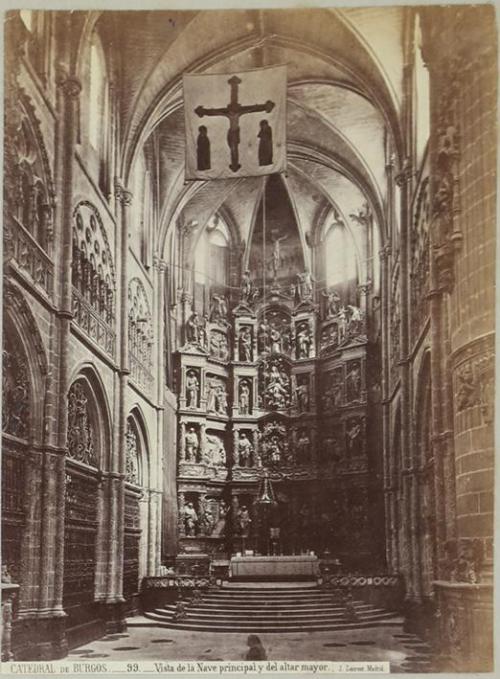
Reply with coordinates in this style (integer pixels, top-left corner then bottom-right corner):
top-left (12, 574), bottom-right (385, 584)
top-left (158, 603), bottom-right (378, 614)
top-left (149, 608), bottom-right (396, 623)
top-left (132, 617), bottom-right (403, 634)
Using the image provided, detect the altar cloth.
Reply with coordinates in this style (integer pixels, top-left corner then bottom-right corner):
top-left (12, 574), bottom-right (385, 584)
top-left (230, 555), bottom-right (319, 579)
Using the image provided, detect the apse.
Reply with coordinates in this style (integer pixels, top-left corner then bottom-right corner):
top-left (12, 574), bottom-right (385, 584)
top-left (248, 174), bottom-right (305, 287)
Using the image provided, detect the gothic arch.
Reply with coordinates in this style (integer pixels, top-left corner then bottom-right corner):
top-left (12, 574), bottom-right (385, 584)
top-left (66, 364), bottom-right (113, 471)
top-left (3, 281), bottom-right (47, 442)
top-left (126, 406), bottom-right (150, 488)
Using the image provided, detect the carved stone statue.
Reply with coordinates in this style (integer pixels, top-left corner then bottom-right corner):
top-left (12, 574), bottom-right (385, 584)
top-left (322, 290), bottom-right (341, 318)
top-left (210, 294), bottom-right (228, 322)
top-left (296, 380), bottom-right (309, 412)
top-left (237, 432), bottom-right (253, 467)
top-left (269, 325), bottom-right (281, 354)
top-left (239, 379), bottom-right (251, 415)
top-left (338, 307), bottom-right (348, 343)
top-left (296, 322), bottom-right (312, 359)
top-left (186, 312), bottom-right (201, 345)
top-left (240, 270), bottom-right (258, 304)
top-left (347, 305), bottom-right (363, 336)
top-left (237, 505), bottom-right (252, 537)
top-left (238, 326), bottom-right (252, 362)
top-left (215, 382), bottom-right (228, 415)
top-left (185, 427), bottom-right (199, 462)
top-left (218, 334), bottom-right (229, 361)
top-left (206, 378), bottom-right (217, 413)
top-left (346, 363), bottom-right (362, 402)
top-left (186, 370), bottom-right (199, 408)
top-left (346, 419), bottom-right (363, 456)
top-left (270, 234), bottom-right (288, 280)
top-left (183, 501), bottom-right (198, 536)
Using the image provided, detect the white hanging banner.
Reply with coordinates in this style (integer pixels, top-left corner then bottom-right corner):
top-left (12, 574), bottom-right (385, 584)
top-left (183, 65), bottom-right (287, 181)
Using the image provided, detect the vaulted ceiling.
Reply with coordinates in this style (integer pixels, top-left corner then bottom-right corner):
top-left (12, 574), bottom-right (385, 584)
top-left (95, 7), bottom-right (407, 256)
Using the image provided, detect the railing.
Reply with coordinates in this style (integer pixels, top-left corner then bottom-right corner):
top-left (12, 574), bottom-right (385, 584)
top-left (4, 219), bottom-right (54, 298)
top-left (71, 288), bottom-right (116, 359)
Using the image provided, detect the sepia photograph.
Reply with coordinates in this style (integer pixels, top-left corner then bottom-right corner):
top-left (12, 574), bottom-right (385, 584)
top-left (1, 2), bottom-right (496, 674)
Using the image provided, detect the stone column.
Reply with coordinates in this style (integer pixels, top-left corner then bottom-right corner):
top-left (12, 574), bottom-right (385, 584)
top-left (252, 430), bottom-right (261, 467)
top-left (379, 244), bottom-right (396, 572)
top-left (179, 423), bottom-right (186, 462)
top-left (199, 424), bottom-right (207, 464)
top-left (233, 429), bottom-right (240, 466)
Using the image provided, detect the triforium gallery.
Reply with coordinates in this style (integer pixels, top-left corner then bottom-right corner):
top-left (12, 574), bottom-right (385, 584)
top-left (1, 5), bottom-right (496, 672)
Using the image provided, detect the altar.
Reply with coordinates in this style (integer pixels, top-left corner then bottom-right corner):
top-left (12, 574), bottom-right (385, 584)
top-left (230, 555), bottom-right (319, 580)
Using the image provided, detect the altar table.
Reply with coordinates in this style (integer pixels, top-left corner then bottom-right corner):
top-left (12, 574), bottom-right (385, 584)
top-left (230, 555), bottom-right (319, 580)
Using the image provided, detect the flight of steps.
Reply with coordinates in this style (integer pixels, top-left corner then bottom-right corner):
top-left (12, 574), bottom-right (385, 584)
top-left (138, 584), bottom-right (402, 633)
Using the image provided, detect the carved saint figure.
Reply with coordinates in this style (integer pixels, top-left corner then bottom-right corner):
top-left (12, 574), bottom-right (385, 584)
top-left (347, 305), bottom-right (363, 336)
top-left (185, 427), bottom-right (199, 463)
top-left (237, 432), bottom-right (253, 467)
top-left (239, 326), bottom-right (253, 362)
top-left (237, 505), bottom-right (252, 537)
top-left (269, 435), bottom-right (282, 463)
top-left (206, 378), bottom-right (217, 413)
top-left (239, 380), bottom-right (251, 415)
top-left (346, 419), bottom-right (362, 456)
top-left (296, 323), bottom-right (312, 359)
top-left (322, 290), bottom-right (341, 318)
top-left (269, 325), bottom-right (281, 354)
top-left (218, 335), bottom-right (229, 361)
top-left (240, 269), bottom-right (255, 304)
top-left (184, 502), bottom-right (198, 536)
top-left (216, 383), bottom-right (228, 415)
top-left (270, 234), bottom-right (288, 280)
top-left (346, 363), bottom-right (362, 402)
top-left (338, 307), bottom-right (348, 343)
top-left (186, 312), bottom-right (200, 345)
top-left (186, 370), bottom-right (199, 408)
top-left (210, 294), bottom-right (228, 322)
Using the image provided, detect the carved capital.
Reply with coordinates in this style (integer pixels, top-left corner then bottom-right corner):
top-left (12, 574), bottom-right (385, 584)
top-left (114, 179), bottom-right (133, 206)
top-left (358, 281), bottom-right (372, 296)
top-left (395, 159), bottom-right (414, 187)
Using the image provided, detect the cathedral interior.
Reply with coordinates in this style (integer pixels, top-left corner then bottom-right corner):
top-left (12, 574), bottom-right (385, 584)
top-left (1, 5), bottom-right (496, 672)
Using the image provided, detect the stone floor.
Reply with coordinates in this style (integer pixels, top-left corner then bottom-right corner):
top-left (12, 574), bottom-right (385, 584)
top-left (68, 620), bottom-right (433, 672)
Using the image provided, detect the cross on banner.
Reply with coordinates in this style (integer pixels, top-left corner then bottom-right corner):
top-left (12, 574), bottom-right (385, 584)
top-left (183, 65), bottom-right (287, 180)
top-left (195, 76), bottom-right (275, 172)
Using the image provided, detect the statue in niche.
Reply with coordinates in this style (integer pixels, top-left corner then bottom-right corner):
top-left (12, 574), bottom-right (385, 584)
top-left (185, 312), bottom-right (201, 345)
top-left (237, 432), bottom-right (253, 467)
top-left (240, 270), bottom-right (258, 305)
top-left (347, 305), bottom-right (363, 336)
top-left (186, 370), bottom-right (199, 408)
top-left (212, 500), bottom-right (227, 537)
top-left (269, 325), bottom-right (281, 354)
top-left (210, 294), bottom-right (228, 323)
top-left (237, 505), bottom-right (252, 537)
top-left (238, 326), bottom-right (253, 362)
top-left (268, 435), bottom-right (282, 464)
top-left (218, 334), bottom-right (229, 361)
top-left (346, 418), bottom-right (363, 456)
top-left (322, 290), bottom-right (341, 318)
top-left (294, 271), bottom-right (314, 303)
top-left (258, 321), bottom-right (271, 354)
top-left (270, 233), bottom-right (288, 280)
top-left (320, 324), bottom-right (338, 352)
top-left (239, 380), bottom-right (251, 415)
top-left (200, 503), bottom-right (216, 536)
top-left (346, 363), bottom-right (362, 402)
top-left (206, 378), bottom-right (217, 413)
top-left (295, 378), bottom-right (310, 412)
top-left (209, 331), bottom-right (219, 357)
top-left (185, 427), bottom-right (199, 462)
top-left (296, 322), bottom-right (312, 359)
top-left (215, 382), bottom-right (228, 415)
top-left (183, 502), bottom-right (199, 536)
top-left (281, 323), bottom-right (293, 355)
top-left (199, 314), bottom-right (209, 351)
top-left (338, 307), bottom-right (348, 343)
top-left (296, 430), bottom-right (310, 462)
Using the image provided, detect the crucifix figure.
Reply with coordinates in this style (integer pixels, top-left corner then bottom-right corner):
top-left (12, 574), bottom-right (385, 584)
top-left (195, 76), bottom-right (275, 173)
